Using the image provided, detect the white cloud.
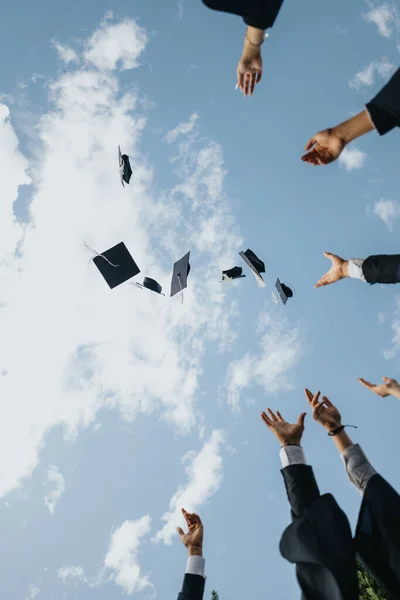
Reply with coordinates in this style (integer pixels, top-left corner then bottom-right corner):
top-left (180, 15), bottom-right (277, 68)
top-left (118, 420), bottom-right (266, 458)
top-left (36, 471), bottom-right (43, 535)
top-left (373, 199), bottom-right (400, 231)
top-left (26, 585), bottom-right (40, 600)
top-left (0, 17), bottom-right (242, 500)
top-left (363, 3), bottom-right (397, 39)
top-left (349, 57), bottom-right (395, 89)
top-left (164, 113), bottom-right (199, 144)
top-left (177, 0), bottom-right (184, 21)
top-left (383, 297), bottom-right (400, 359)
top-left (225, 311), bottom-right (304, 411)
top-left (83, 19), bottom-right (148, 71)
top-left (44, 465), bottom-right (66, 515)
top-left (58, 565), bottom-right (87, 584)
top-left (52, 41), bottom-right (78, 65)
top-left (154, 430), bottom-right (226, 544)
top-left (104, 516), bottom-right (153, 595)
top-left (338, 147), bottom-right (368, 171)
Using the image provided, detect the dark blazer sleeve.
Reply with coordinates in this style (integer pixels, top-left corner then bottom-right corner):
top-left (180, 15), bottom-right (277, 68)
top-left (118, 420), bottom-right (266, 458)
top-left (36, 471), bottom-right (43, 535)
top-left (202, 0), bottom-right (285, 30)
top-left (366, 67), bottom-right (400, 135)
top-left (177, 574), bottom-right (205, 600)
top-left (355, 474), bottom-right (400, 599)
top-left (279, 465), bottom-right (359, 600)
top-left (361, 254), bottom-right (400, 284)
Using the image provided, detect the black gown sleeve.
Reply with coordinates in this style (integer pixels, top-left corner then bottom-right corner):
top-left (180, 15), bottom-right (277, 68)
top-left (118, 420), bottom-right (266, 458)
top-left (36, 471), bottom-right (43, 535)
top-left (279, 465), bottom-right (359, 600)
top-left (361, 254), bottom-right (400, 284)
top-left (177, 573), bottom-right (205, 600)
top-left (355, 474), bottom-right (400, 599)
top-left (202, 0), bottom-right (285, 30)
top-left (366, 68), bottom-right (400, 135)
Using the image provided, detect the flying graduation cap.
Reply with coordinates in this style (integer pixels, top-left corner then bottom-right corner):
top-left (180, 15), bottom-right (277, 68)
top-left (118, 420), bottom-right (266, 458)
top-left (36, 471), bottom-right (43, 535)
top-left (136, 277), bottom-right (165, 296)
top-left (93, 242), bottom-right (140, 289)
top-left (275, 278), bottom-right (293, 305)
top-left (221, 266), bottom-right (246, 282)
top-left (239, 249), bottom-right (266, 288)
top-left (171, 252), bottom-right (190, 302)
top-left (118, 145), bottom-right (133, 187)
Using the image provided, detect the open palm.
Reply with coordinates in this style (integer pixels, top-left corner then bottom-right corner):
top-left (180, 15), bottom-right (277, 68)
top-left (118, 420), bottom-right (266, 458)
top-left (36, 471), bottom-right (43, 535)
top-left (302, 129), bottom-right (346, 166)
top-left (359, 377), bottom-right (400, 398)
top-left (315, 252), bottom-right (347, 288)
top-left (261, 409), bottom-right (306, 446)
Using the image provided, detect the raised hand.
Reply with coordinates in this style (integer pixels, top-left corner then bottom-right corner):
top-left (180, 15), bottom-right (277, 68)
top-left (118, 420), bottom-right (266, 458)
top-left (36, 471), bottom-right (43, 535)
top-left (301, 129), bottom-right (346, 166)
top-left (315, 252), bottom-right (349, 288)
top-left (305, 389), bottom-right (341, 431)
top-left (359, 376), bottom-right (400, 399)
top-left (261, 408), bottom-right (306, 446)
top-left (237, 52), bottom-right (262, 97)
top-left (177, 509), bottom-right (203, 556)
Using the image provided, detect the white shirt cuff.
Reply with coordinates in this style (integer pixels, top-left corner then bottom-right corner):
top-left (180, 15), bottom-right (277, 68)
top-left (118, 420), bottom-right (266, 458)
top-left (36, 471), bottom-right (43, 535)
top-left (341, 444), bottom-right (376, 496)
top-left (279, 445), bottom-right (307, 468)
top-left (348, 258), bottom-right (366, 282)
top-left (185, 555), bottom-right (206, 579)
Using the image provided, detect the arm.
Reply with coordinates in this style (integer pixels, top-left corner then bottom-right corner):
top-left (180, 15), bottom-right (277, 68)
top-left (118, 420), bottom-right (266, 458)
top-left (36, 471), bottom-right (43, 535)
top-left (261, 409), bottom-right (321, 516)
top-left (305, 390), bottom-right (376, 495)
top-left (177, 510), bottom-right (206, 600)
top-left (315, 252), bottom-right (400, 288)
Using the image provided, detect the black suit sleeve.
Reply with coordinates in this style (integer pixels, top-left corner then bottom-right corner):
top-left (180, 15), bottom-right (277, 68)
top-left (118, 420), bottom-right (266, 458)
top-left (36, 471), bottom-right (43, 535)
top-left (202, 0), bottom-right (285, 30)
top-left (366, 67), bottom-right (400, 135)
top-left (362, 254), bottom-right (400, 284)
top-left (279, 465), bottom-right (359, 600)
top-left (177, 574), bottom-right (205, 600)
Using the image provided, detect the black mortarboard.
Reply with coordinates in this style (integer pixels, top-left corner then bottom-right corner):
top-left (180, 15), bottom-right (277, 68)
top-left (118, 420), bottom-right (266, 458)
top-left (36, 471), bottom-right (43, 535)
top-left (239, 249), bottom-right (266, 288)
top-left (275, 279), bottom-right (293, 305)
top-left (93, 242), bottom-right (140, 289)
top-left (136, 277), bottom-right (165, 295)
top-left (118, 145), bottom-right (133, 186)
top-left (221, 266), bottom-right (246, 281)
top-left (171, 252), bottom-right (191, 298)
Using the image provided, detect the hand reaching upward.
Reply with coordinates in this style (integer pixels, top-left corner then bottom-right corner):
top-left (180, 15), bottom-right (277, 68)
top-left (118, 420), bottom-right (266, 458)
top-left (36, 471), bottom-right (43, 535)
top-left (359, 377), bottom-right (400, 399)
top-left (261, 409), bottom-right (306, 446)
top-left (305, 389), bottom-right (342, 432)
top-left (315, 252), bottom-right (349, 288)
top-left (301, 129), bottom-right (346, 166)
top-left (177, 509), bottom-right (203, 556)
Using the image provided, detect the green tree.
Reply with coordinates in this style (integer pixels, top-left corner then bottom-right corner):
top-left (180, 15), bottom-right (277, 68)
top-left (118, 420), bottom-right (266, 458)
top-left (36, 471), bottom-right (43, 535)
top-left (357, 562), bottom-right (388, 600)
top-left (211, 591), bottom-right (219, 600)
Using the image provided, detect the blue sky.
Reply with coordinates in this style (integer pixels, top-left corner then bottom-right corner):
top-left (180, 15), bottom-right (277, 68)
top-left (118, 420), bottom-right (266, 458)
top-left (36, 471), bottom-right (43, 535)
top-left (0, 1), bottom-right (399, 599)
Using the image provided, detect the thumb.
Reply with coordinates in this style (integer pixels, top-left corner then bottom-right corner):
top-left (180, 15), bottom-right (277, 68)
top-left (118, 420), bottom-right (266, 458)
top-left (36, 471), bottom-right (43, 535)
top-left (177, 527), bottom-right (185, 539)
top-left (304, 136), bottom-right (316, 151)
top-left (297, 412), bottom-right (306, 427)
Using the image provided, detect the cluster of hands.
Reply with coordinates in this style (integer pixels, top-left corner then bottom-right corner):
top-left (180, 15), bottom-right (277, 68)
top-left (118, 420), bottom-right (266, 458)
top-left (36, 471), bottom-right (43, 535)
top-left (177, 377), bottom-right (400, 555)
top-left (262, 377), bottom-right (400, 446)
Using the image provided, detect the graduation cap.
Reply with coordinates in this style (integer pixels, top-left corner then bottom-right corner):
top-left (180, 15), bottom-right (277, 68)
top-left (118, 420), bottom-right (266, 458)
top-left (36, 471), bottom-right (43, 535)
top-left (221, 266), bottom-right (246, 282)
top-left (275, 279), bottom-right (293, 305)
top-left (171, 252), bottom-right (190, 301)
top-left (239, 249), bottom-right (266, 288)
top-left (118, 145), bottom-right (133, 187)
top-left (136, 277), bottom-right (165, 296)
top-left (93, 242), bottom-right (140, 289)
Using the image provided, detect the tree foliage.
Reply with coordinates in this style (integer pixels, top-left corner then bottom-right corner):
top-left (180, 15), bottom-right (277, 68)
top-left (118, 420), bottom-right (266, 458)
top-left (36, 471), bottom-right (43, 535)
top-left (357, 562), bottom-right (389, 600)
top-left (211, 591), bottom-right (219, 600)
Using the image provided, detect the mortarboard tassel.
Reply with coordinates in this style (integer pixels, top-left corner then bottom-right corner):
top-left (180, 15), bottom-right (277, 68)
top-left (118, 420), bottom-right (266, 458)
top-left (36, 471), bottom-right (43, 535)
top-left (84, 242), bottom-right (119, 268)
top-left (177, 274), bottom-right (184, 305)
